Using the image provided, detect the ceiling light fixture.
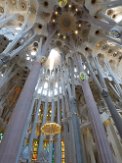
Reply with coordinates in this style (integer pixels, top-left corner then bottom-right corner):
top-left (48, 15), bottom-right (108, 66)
top-left (31, 51), bottom-right (36, 56)
top-left (69, 4), bottom-right (72, 8)
top-left (74, 30), bottom-right (78, 35)
top-left (26, 56), bottom-right (30, 60)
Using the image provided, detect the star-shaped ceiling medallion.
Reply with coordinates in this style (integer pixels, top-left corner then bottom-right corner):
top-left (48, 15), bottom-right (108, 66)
top-left (57, 12), bottom-right (76, 34)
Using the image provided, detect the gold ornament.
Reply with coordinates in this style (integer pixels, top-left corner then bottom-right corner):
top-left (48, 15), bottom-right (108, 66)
top-left (41, 122), bottom-right (61, 135)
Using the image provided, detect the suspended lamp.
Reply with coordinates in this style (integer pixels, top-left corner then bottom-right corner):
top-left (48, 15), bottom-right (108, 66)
top-left (58, 0), bottom-right (68, 8)
top-left (41, 122), bottom-right (61, 135)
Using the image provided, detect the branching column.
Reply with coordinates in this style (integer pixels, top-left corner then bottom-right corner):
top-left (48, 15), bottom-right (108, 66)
top-left (3, 26), bottom-right (33, 54)
top-left (62, 68), bottom-right (77, 163)
top-left (61, 96), bottom-right (70, 163)
top-left (68, 58), bottom-right (84, 163)
top-left (90, 57), bottom-right (122, 138)
top-left (0, 61), bottom-right (41, 163)
top-left (67, 85), bottom-right (84, 163)
top-left (76, 56), bottom-right (116, 163)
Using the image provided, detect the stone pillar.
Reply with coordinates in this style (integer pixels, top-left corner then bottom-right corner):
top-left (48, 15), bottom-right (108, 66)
top-left (102, 92), bottom-right (122, 138)
top-left (68, 57), bottom-right (76, 97)
top-left (81, 78), bottom-right (115, 163)
top-left (61, 68), bottom-right (77, 163)
top-left (67, 87), bottom-right (84, 163)
top-left (91, 57), bottom-right (122, 138)
top-left (75, 56), bottom-right (115, 163)
top-left (61, 97), bottom-right (71, 163)
top-left (62, 121), bottom-right (70, 163)
top-left (0, 61), bottom-right (41, 163)
top-left (67, 58), bottom-right (84, 163)
top-left (55, 98), bottom-right (61, 163)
